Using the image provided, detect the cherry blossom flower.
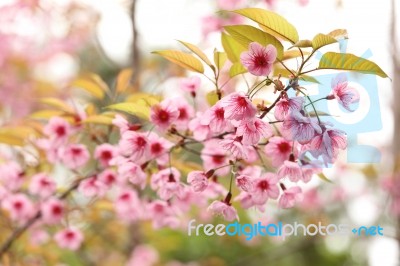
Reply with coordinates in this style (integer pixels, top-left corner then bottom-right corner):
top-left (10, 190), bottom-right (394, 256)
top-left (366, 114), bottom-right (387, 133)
top-left (151, 168), bottom-right (184, 200)
top-left (252, 173), bottom-right (280, 205)
top-left (118, 131), bottom-right (149, 161)
top-left (277, 160), bottom-right (303, 182)
top-left (235, 192), bottom-right (265, 212)
top-left (94, 144), bottom-right (117, 168)
top-left (240, 42), bottom-right (277, 76)
top-left (282, 110), bottom-right (321, 144)
top-left (43, 117), bottom-right (71, 144)
top-left (187, 171), bottom-right (209, 192)
top-left (220, 92), bottom-right (257, 121)
top-left (309, 127), bottom-right (347, 163)
top-left (201, 140), bottom-right (229, 176)
top-left (274, 96), bottom-right (305, 121)
top-left (54, 227), bottom-right (83, 251)
top-left (236, 175), bottom-right (254, 192)
top-left (0, 161), bottom-right (25, 191)
top-left (201, 103), bottom-right (231, 133)
top-left (279, 186), bottom-right (303, 208)
top-left (114, 189), bottom-right (142, 221)
top-left (148, 133), bottom-right (173, 165)
top-left (150, 100), bottom-right (179, 131)
top-left (147, 200), bottom-right (180, 229)
top-left (236, 118), bottom-right (273, 145)
top-left (97, 169), bottom-right (117, 188)
top-left (127, 244), bottom-right (159, 266)
top-left (217, 0), bottom-right (245, 9)
top-left (118, 161), bottom-right (147, 189)
top-left (166, 97), bottom-right (194, 130)
top-left (328, 73), bottom-right (360, 112)
top-left (78, 176), bottom-right (107, 198)
top-left (188, 112), bottom-right (211, 141)
top-left (207, 200), bottom-right (238, 221)
top-left (40, 198), bottom-right (65, 224)
top-left (59, 144), bottom-right (90, 169)
top-left (264, 137), bottom-right (293, 167)
top-left (180, 76), bottom-right (201, 96)
top-left (29, 173), bottom-right (56, 198)
top-left (112, 114), bottom-right (141, 134)
top-left (220, 134), bottom-right (248, 159)
top-left (2, 193), bottom-right (36, 222)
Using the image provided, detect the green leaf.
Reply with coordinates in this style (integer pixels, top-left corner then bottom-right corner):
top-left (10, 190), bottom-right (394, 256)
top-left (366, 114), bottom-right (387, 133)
top-left (224, 25), bottom-right (283, 60)
top-left (221, 32), bottom-right (247, 62)
top-left (290, 40), bottom-right (312, 49)
top-left (178, 40), bottom-right (213, 67)
top-left (72, 74), bottom-right (109, 100)
top-left (152, 50), bottom-right (204, 73)
top-left (232, 8), bottom-right (299, 44)
top-left (229, 62), bottom-right (247, 77)
top-left (318, 52), bottom-right (389, 78)
top-left (213, 50), bottom-right (227, 71)
top-left (299, 75), bottom-right (320, 84)
top-left (39, 98), bottom-right (75, 113)
top-left (106, 102), bottom-right (150, 120)
top-left (311, 33), bottom-right (337, 51)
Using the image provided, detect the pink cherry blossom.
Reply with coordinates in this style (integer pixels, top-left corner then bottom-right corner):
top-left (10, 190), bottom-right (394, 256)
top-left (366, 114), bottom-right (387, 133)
top-left (118, 161), bottom-right (146, 189)
top-left (2, 193), bottom-right (36, 222)
top-left (240, 42), bottom-right (277, 76)
top-left (147, 200), bottom-right (180, 229)
top-left (328, 73), bottom-right (360, 112)
top-left (310, 127), bottom-right (346, 162)
top-left (112, 114), bottom-right (141, 134)
top-left (97, 169), bottom-right (117, 188)
top-left (201, 15), bottom-right (223, 37)
top-left (220, 134), bottom-right (248, 159)
top-left (114, 189), bottom-right (142, 221)
top-left (236, 118), bottom-right (273, 145)
top-left (118, 131), bottom-right (149, 161)
top-left (166, 97), bottom-right (194, 130)
top-left (148, 133), bottom-right (173, 165)
top-left (127, 244), bottom-right (159, 266)
top-left (43, 117), bottom-right (71, 144)
top-left (217, 0), bottom-right (245, 9)
top-left (29, 173), bottom-right (56, 198)
top-left (220, 92), bottom-right (257, 121)
top-left (277, 160), bottom-right (303, 182)
top-left (0, 161), bottom-right (24, 191)
top-left (201, 103), bottom-right (230, 133)
top-left (187, 171), bottom-right (209, 192)
top-left (150, 100), bottom-right (179, 131)
top-left (180, 76), bottom-right (201, 95)
top-left (235, 192), bottom-right (265, 212)
top-left (201, 140), bottom-right (229, 176)
top-left (54, 227), bottom-right (83, 251)
top-left (151, 168), bottom-right (184, 200)
top-left (188, 112), bottom-right (211, 141)
top-left (274, 96), bottom-right (305, 121)
top-left (236, 175), bottom-right (254, 192)
top-left (59, 144), bottom-right (90, 169)
top-left (279, 186), bottom-right (303, 208)
top-left (264, 137), bottom-right (293, 167)
top-left (282, 110), bottom-right (321, 144)
top-left (40, 198), bottom-right (65, 224)
top-left (78, 176), bottom-right (107, 198)
top-left (207, 200), bottom-right (238, 221)
top-left (94, 144), bottom-right (117, 168)
top-left (252, 173), bottom-right (280, 205)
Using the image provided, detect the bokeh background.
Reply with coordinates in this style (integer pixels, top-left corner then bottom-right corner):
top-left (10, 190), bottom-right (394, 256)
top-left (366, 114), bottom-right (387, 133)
top-left (0, 0), bottom-right (399, 265)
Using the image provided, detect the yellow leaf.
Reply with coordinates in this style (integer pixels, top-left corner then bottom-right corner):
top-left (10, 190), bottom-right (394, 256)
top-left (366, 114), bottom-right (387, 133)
top-left (282, 50), bottom-right (310, 61)
top-left (116, 68), bottom-right (134, 93)
top-left (0, 133), bottom-right (24, 146)
top-left (178, 40), bottom-right (213, 67)
top-left (290, 40), bottom-right (312, 48)
top-left (125, 92), bottom-right (161, 106)
top-left (152, 50), bottom-right (204, 73)
top-left (72, 74), bottom-right (109, 99)
top-left (318, 52), bottom-right (389, 78)
top-left (106, 102), bottom-right (150, 120)
top-left (213, 50), bottom-right (227, 71)
top-left (206, 91), bottom-right (219, 106)
top-left (229, 62), bottom-right (247, 77)
top-left (318, 173), bottom-right (333, 183)
top-left (328, 29), bottom-right (348, 39)
top-left (30, 110), bottom-right (66, 120)
top-left (39, 98), bottom-right (75, 113)
top-left (221, 32), bottom-right (246, 63)
top-left (83, 115), bottom-right (114, 125)
top-left (224, 25), bottom-right (284, 60)
top-left (312, 33), bottom-right (337, 51)
top-left (233, 8), bottom-right (299, 44)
